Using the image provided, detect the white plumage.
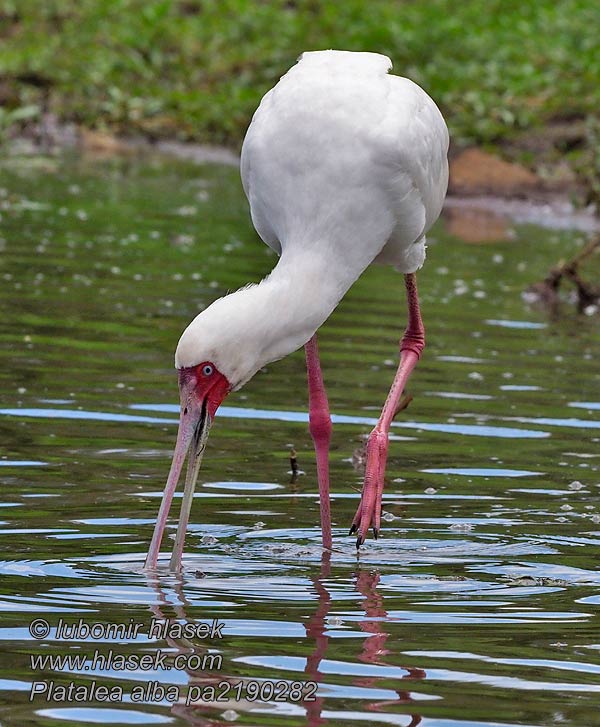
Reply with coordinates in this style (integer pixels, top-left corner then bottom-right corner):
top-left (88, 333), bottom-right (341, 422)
top-left (176, 50), bottom-right (448, 388)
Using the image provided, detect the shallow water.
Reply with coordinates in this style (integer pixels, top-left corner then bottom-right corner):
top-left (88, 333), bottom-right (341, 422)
top-left (0, 152), bottom-right (599, 727)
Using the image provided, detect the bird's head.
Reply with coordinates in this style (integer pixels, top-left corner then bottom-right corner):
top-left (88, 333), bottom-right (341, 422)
top-left (174, 290), bottom-right (266, 393)
top-left (169, 316), bottom-right (235, 511)
top-left (162, 360), bottom-right (230, 527)
top-left (156, 294), bottom-right (261, 561)
top-left (177, 361), bottom-right (231, 425)
top-left (148, 283), bottom-right (297, 568)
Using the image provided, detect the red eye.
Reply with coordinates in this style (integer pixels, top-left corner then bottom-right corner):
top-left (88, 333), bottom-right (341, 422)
top-left (202, 364), bottom-right (214, 376)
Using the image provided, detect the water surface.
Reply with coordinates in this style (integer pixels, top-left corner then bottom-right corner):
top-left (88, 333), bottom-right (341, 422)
top-left (0, 152), bottom-right (599, 727)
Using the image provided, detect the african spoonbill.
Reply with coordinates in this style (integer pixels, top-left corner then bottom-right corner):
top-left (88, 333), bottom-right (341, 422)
top-left (145, 50), bottom-right (449, 570)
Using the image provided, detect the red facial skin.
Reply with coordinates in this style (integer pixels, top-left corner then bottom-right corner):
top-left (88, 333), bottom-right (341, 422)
top-left (178, 362), bottom-right (231, 420)
top-left (144, 361), bottom-right (231, 570)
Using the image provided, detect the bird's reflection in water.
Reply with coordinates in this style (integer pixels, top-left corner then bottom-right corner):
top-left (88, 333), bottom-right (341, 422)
top-left (147, 552), bottom-right (425, 726)
top-left (354, 568), bottom-right (425, 723)
top-left (147, 578), bottom-right (236, 727)
top-left (303, 556), bottom-right (424, 726)
top-left (304, 550), bottom-right (332, 726)
top-left (151, 574), bottom-right (312, 726)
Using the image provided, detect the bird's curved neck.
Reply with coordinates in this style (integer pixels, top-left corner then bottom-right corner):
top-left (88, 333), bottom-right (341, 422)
top-left (184, 243), bottom-right (367, 390)
top-left (231, 246), bottom-right (357, 382)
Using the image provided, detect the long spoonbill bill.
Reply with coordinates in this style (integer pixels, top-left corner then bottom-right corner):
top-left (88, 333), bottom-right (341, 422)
top-left (145, 50), bottom-right (449, 570)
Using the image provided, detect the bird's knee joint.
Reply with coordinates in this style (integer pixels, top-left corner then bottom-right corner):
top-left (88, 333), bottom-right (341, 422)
top-left (400, 330), bottom-right (426, 358)
top-left (367, 427), bottom-right (388, 450)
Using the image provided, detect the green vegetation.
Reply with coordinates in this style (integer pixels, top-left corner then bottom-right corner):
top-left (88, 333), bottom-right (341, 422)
top-left (1, 0), bottom-right (599, 195)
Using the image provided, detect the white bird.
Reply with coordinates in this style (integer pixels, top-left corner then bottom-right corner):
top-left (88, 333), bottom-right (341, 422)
top-left (145, 50), bottom-right (449, 570)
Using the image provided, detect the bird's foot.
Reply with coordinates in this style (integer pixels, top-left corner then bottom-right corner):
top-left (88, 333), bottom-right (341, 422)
top-left (349, 428), bottom-right (388, 548)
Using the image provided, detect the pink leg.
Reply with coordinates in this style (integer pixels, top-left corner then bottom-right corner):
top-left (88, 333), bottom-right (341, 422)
top-left (305, 334), bottom-right (333, 550)
top-left (350, 273), bottom-right (425, 546)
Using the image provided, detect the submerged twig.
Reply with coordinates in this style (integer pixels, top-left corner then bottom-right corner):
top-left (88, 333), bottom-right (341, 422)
top-left (289, 447), bottom-right (298, 476)
top-left (289, 447), bottom-right (299, 484)
top-left (393, 392), bottom-right (413, 419)
top-left (564, 265), bottom-right (600, 312)
top-left (556, 236), bottom-right (600, 273)
top-left (525, 234), bottom-right (599, 314)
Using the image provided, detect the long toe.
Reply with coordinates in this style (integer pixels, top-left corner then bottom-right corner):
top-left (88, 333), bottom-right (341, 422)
top-left (349, 499), bottom-right (362, 535)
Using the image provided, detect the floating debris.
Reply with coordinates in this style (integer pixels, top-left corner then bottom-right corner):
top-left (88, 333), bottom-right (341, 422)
top-left (221, 709), bottom-right (239, 721)
top-left (449, 523), bottom-right (474, 532)
top-left (505, 576), bottom-right (570, 588)
top-left (176, 205), bottom-right (198, 216)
